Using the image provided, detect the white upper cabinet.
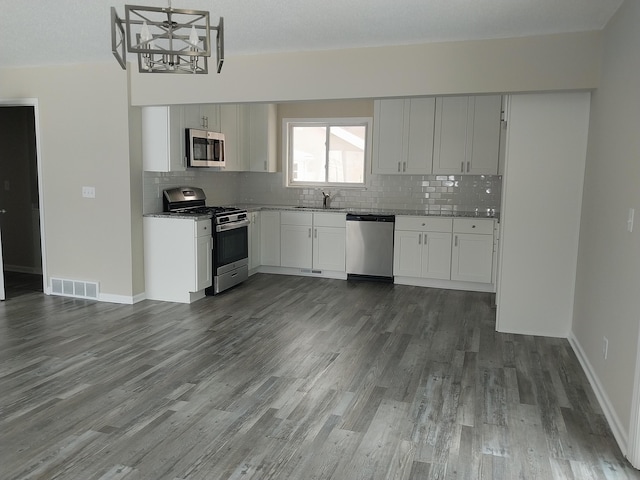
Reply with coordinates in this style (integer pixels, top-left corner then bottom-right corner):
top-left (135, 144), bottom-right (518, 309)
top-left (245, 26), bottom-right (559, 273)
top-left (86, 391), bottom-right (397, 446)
top-left (183, 104), bottom-right (220, 131)
top-left (372, 98), bottom-right (435, 175)
top-left (433, 95), bottom-right (501, 175)
top-left (247, 104), bottom-right (278, 173)
top-left (142, 106), bottom-right (185, 172)
top-left (220, 104), bottom-right (247, 171)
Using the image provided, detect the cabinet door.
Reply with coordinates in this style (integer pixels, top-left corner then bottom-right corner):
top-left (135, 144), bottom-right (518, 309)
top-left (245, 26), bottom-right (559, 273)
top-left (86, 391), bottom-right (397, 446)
top-left (195, 234), bottom-right (212, 291)
top-left (393, 230), bottom-right (422, 277)
top-left (249, 212), bottom-right (261, 270)
top-left (248, 104), bottom-right (277, 172)
top-left (451, 233), bottom-right (493, 283)
top-left (313, 226), bottom-right (345, 271)
top-left (433, 96), bottom-right (471, 175)
top-left (183, 104), bottom-right (220, 130)
top-left (468, 95), bottom-right (501, 175)
top-left (372, 99), bottom-right (407, 174)
top-left (220, 104), bottom-right (246, 171)
top-left (281, 224), bottom-right (312, 269)
top-left (422, 232), bottom-right (452, 280)
top-left (260, 211), bottom-right (281, 266)
top-left (405, 98), bottom-right (435, 174)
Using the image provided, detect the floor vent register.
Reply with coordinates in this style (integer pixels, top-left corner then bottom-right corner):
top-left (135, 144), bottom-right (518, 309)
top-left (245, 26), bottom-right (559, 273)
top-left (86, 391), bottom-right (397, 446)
top-left (50, 278), bottom-right (99, 300)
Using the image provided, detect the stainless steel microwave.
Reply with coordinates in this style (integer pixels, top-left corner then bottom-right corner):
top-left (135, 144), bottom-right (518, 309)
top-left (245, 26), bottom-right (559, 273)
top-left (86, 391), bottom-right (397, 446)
top-left (186, 129), bottom-right (226, 168)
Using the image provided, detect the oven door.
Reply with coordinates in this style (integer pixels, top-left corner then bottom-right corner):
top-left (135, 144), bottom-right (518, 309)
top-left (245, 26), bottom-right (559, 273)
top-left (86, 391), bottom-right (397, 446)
top-left (214, 220), bottom-right (249, 274)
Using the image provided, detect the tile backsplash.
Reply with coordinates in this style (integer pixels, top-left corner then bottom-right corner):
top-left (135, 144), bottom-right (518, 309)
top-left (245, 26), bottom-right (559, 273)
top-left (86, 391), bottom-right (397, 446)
top-left (144, 171), bottom-right (501, 215)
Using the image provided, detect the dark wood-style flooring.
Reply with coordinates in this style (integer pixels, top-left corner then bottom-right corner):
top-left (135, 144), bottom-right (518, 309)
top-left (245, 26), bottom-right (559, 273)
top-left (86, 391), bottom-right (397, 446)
top-left (1, 273), bottom-right (638, 479)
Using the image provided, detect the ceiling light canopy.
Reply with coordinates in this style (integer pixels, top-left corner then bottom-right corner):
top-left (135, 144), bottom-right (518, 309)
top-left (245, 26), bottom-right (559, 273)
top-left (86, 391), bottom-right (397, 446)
top-left (111, 1), bottom-right (224, 74)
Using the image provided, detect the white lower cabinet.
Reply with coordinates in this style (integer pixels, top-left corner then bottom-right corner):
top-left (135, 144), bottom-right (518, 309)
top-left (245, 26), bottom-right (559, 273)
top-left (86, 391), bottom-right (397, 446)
top-left (144, 216), bottom-right (212, 303)
top-left (394, 217), bottom-right (452, 280)
top-left (394, 216), bottom-right (496, 291)
top-left (248, 211), bottom-right (261, 272)
top-left (313, 213), bottom-right (346, 272)
top-left (260, 210), bottom-right (281, 266)
top-left (279, 211), bottom-right (345, 272)
top-left (281, 212), bottom-right (313, 268)
top-left (450, 218), bottom-right (494, 283)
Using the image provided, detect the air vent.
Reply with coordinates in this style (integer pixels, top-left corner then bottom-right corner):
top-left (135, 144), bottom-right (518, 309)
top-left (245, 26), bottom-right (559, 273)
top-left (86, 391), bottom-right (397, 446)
top-left (51, 278), bottom-right (99, 300)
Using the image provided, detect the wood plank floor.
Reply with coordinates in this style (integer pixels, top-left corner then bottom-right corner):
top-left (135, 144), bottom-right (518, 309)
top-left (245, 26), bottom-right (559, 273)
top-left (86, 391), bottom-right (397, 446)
top-left (1, 273), bottom-right (638, 479)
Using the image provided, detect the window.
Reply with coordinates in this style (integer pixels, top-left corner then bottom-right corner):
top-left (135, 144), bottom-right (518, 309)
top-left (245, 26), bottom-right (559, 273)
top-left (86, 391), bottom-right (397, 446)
top-left (284, 117), bottom-right (372, 187)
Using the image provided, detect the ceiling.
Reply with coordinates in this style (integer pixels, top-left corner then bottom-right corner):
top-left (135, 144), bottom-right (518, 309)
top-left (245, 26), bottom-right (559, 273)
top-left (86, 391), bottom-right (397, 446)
top-left (0, 0), bottom-right (624, 68)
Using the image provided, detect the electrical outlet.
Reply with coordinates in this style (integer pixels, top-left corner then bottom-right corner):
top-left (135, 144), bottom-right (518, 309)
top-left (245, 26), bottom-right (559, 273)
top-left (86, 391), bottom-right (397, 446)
top-left (603, 337), bottom-right (609, 360)
top-left (82, 186), bottom-right (96, 198)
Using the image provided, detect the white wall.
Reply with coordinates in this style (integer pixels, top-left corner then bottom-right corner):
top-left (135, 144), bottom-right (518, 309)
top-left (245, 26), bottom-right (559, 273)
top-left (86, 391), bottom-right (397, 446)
top-left (572, 0), bottom-right (640, 456)
top-left (0, 63), bottom-right (141, 301)
top-left (129, 32), bottom-right (602, 105)
top-left (497, 92), bottom-right (590, 337)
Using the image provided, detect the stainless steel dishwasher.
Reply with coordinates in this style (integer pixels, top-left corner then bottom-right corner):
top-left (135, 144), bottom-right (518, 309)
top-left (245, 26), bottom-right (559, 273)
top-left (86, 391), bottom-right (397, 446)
top-left (346, 213), bottom-right (395, 281)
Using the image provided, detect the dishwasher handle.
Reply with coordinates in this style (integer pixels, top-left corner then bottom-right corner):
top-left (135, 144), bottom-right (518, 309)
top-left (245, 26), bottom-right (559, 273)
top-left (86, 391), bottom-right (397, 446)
top-left (346, 214), bottom-right (395, 222)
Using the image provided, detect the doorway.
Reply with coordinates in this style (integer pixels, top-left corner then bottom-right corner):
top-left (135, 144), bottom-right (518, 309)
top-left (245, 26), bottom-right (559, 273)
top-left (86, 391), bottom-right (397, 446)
top-left (0, 100), bottom-right (46, 299)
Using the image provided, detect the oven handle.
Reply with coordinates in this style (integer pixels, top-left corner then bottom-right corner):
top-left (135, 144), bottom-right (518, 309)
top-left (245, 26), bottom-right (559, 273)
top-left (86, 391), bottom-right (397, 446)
top-left (216, 219), bottom-right (250, 232)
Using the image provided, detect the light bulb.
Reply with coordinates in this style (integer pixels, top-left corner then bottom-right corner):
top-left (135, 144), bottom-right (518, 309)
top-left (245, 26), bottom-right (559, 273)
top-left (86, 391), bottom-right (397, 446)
top-left (140, 21), bottom-right (153, 44)
top-left (189, 25), bottom-right (200, 50)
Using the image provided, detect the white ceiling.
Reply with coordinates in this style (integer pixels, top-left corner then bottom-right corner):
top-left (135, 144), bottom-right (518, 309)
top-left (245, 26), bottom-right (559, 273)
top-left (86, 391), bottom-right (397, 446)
top-left (0, 0), bottom-right (624, 68)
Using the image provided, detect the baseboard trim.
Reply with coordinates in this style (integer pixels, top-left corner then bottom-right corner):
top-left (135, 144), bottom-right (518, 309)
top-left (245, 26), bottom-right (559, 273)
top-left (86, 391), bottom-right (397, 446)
top-left (98, 292), bottom-right (146, 305)
top-left (568, 332), bottom-right (629, 458)
top-left (394, 276), bottom-right (496, 293)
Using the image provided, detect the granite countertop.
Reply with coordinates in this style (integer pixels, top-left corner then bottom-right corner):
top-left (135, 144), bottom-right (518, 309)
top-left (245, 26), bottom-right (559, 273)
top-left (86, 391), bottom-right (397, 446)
top-left (239, 204), bottom-right (499, 220)
top-left (144, 205), bottom-right (499, 220)
top-left (143, 212), bottom-right (213, 220)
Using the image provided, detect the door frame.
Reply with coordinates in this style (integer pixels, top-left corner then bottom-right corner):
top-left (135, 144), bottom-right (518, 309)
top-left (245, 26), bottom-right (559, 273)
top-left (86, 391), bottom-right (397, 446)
top-left (628, 341), bottom-right (640, 467)
top-left (0, 98), bottom-right (48, 295)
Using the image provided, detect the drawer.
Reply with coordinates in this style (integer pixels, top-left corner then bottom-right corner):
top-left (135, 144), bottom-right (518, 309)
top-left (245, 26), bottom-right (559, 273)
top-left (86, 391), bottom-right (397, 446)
top-left (280, 210), bottom-right (313, 226)
top-left (314, 212), bottom-right (346, 228)
top-left (195, 219), bottom-right (212, 237)
top-left (452, 218), bottom-right (494, 235)
top-left (395, 216), bottom-right (453, 233)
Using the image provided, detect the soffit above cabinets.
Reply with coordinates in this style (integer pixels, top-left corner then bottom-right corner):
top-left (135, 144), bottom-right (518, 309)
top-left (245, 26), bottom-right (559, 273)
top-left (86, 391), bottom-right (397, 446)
top-left (0, 0), bottom-right (624, 68)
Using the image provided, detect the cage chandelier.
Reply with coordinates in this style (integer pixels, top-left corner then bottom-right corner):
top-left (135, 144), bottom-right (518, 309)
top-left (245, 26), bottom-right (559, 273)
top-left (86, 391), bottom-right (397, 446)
top-left (111, 1), bottom-right (224, 74)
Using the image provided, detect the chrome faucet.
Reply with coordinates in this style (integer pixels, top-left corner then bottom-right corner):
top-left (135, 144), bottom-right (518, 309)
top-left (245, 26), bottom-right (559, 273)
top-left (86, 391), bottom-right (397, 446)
top-left (322, 191), bottom-right (331, 209)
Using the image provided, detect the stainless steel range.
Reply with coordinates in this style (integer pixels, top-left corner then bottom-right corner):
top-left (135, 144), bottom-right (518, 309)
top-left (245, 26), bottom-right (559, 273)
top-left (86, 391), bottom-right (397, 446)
top-left (163, 187), bottom-right (249, 295)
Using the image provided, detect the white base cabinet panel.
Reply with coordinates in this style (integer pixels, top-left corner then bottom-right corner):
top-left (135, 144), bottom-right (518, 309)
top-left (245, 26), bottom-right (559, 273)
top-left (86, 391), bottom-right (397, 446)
top-left (144, 217), bottom-right (212, 303)
top-left (248, 211), bottom-right (261, 273)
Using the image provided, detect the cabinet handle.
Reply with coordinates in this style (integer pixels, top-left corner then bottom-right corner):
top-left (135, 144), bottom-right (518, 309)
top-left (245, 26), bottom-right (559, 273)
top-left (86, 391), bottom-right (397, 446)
top-left (466, 161), bottom-right (470, 173)
top-left (418, 234), bottom-right (421, 245)
top-left (424, 233), bottom-right (428, 245)
top-left (460, 162), bottom-right (464, 173)
top-left (314, 228), bottom-right (317, 239)
top-left (397, 162), bottom-right (401, 173)
top-left (403, 162), bottom-right (406, 172)
top-left (308, 228), bottom-right (312, 238)
top-left (264, 160), bottom-right (267, 171)
top-left (454, 235), bottom-right (458, 247)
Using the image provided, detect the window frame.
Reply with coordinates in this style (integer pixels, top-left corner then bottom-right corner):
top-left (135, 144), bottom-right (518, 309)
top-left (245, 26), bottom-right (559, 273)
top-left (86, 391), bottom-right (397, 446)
top-left (283, 117), bottom-right (372, 188)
